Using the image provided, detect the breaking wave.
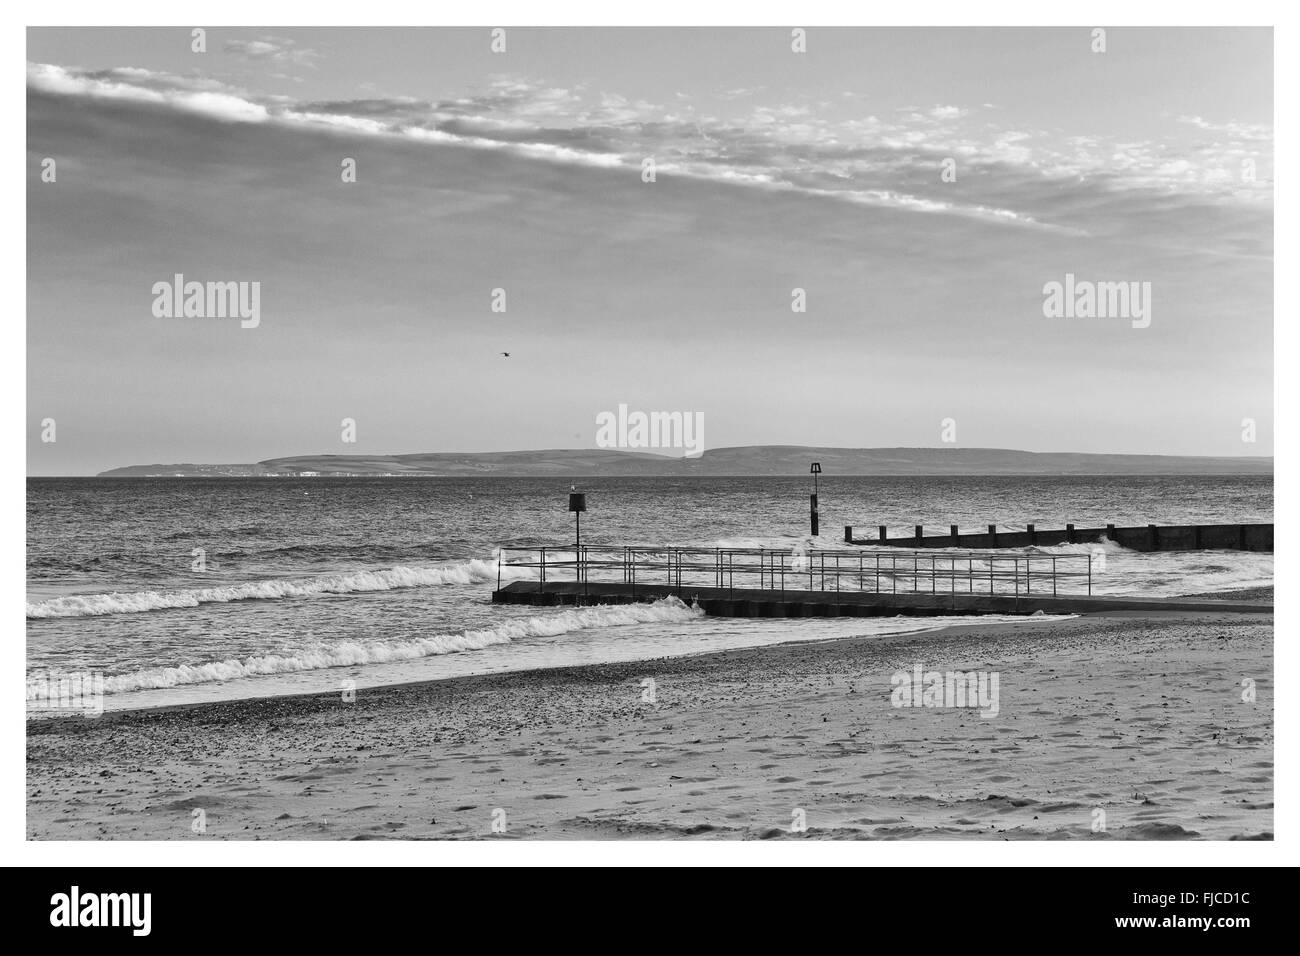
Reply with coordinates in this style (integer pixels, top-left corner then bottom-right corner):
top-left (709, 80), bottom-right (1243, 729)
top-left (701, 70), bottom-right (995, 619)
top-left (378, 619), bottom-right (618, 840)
top-left (26, 597), bottom-right (704, 697)
top-left (1025, 538), bottom-right (1128, 555)
top-left (26, 558), bottom-right (535, 619)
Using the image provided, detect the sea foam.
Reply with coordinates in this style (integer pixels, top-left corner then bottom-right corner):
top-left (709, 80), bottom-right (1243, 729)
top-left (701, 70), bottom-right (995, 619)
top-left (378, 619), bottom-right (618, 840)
top-left (26, 596), bottom-right (703, 697)
top-left (26, 558), bottom-right (534, 619)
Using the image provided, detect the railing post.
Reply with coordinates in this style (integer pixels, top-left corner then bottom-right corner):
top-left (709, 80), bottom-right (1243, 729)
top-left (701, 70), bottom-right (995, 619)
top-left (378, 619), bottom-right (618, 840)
top-left (499, 543), bottom-right (1107, 608)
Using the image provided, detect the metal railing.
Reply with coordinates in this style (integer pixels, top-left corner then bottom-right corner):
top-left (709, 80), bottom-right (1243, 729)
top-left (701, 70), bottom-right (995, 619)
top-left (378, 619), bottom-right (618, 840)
top-left (497, 545), bottom-right (1094, 598)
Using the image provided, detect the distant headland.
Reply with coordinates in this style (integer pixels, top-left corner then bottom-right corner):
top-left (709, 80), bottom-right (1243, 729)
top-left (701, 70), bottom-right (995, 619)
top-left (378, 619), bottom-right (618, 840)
top-left (93, 447), bottom-right (1274, 478)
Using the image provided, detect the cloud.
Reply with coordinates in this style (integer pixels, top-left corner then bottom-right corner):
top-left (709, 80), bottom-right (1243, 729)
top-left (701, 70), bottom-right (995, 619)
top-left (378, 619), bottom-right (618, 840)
top-left (715, 86), bottom-right (765, 100)
top-left (1177, 114), bottom-right (1271, 142)
top-left (926, 105), bottom-right (968, 120)
top-left (27, 63), bottom-right (268, 123)
top-left (27, 61), bottom-right (1272, 239)
top-left (222, 35), bottom-right (322, 68)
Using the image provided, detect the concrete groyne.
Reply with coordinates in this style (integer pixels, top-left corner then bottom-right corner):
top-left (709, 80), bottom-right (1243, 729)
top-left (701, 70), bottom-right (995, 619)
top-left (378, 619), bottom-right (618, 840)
top-left (491, 544), bottom-right (1270, 618)
top-left (844, 522), bottom-right (1272, 552)
top-left (492, 580), bottom-right (1272, 617)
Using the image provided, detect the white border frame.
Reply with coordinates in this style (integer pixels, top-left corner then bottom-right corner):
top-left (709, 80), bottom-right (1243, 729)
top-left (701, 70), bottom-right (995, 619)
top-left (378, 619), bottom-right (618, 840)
top-left (9, 1), bottom-right (1290, 867)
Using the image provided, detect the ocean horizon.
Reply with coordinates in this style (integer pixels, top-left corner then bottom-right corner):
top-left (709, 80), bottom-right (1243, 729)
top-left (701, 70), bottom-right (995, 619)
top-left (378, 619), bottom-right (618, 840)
top-left (27, 474), bottom-right (1273, 712)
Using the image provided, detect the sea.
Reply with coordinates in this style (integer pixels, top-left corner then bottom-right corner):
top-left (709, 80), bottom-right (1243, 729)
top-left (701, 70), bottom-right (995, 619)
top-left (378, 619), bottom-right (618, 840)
top-left (26, 475), bottom-right (1273, 713)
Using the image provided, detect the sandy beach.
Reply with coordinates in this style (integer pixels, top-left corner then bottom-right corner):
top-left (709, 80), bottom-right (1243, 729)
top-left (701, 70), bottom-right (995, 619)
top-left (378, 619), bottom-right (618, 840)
top-left (27, 608), bottom-right (1272, 840)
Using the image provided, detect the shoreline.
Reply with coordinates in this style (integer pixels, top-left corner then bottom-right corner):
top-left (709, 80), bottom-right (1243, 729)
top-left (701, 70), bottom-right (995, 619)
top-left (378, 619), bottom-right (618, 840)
top-left (30, 610), bottom-right (1076, 720)
top-left (28, 607), bottom-right (1273, 840)
top-left (28, 586), bottom-right (1273, 719)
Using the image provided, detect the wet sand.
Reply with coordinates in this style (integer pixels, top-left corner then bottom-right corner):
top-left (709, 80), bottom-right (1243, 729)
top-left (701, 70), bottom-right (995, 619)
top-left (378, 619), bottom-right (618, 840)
top-left (27, 609), bottom-right (1272, 840)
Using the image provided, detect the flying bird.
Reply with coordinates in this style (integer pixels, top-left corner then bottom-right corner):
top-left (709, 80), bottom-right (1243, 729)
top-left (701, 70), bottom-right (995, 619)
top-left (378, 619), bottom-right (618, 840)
top-left (501, 352), bottom-right (510, 357)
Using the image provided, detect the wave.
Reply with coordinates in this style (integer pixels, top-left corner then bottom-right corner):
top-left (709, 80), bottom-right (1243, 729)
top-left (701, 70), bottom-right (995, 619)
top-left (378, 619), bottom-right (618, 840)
top-left (25, 558), bottom-right (535, 619)
top-left (699, 536), bottom-right (859, 552)
top-left (26, 597), bottom-right (704, 697)
top-left (1026, 538), bottom-right (1127, 555)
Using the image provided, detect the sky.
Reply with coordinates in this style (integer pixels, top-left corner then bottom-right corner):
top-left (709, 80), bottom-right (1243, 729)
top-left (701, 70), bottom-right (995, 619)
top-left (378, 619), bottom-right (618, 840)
top-left (27, 27), bottom-right (1273, 475)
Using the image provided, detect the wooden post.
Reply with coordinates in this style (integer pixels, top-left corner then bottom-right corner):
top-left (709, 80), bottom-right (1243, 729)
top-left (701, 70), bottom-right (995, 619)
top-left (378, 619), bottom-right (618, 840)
top-left (844, 525), bottom-right (853, 543)
top-left (1067, 523), bottom-right (1076, 544)
top-left (1106, 523), bottom-right (1115, 541)
top-left (879, 525), bottom-right (887, 543)
top-left (915, 525), bottom-right (924, 545)
top-left (810, 494), bottom-right (819, 537)
top-left (1027, 523), bottom-right (1036, 545)
top-left (1149, 524), bottom-right (1158, 550)
top-left (950, 524), bottom-right (959, 545)
top-left (988, 523), bottom-right (997, 547)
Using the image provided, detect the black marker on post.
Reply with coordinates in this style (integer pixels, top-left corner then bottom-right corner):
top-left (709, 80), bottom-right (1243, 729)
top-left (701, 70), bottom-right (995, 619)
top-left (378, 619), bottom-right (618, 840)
top-left (569, 488), bottom-right (586, 555)
top-left (809, 462), bottom-right (821, 536)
